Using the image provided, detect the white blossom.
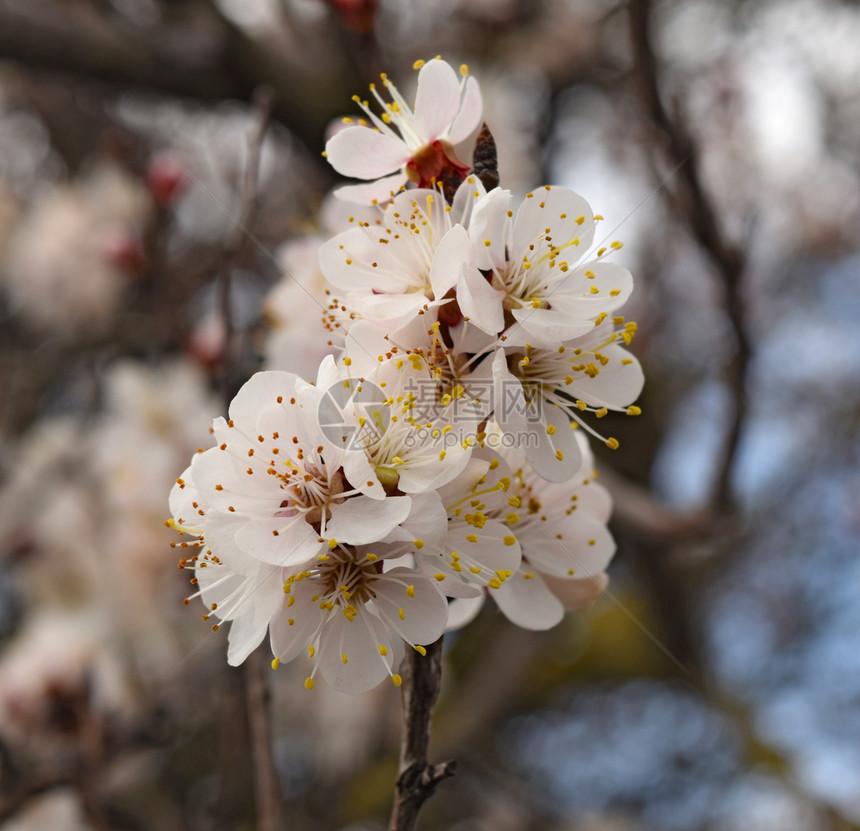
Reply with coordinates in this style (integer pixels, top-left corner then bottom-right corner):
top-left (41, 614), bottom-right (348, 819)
top-left (326, 58), bottom-right (482, 204)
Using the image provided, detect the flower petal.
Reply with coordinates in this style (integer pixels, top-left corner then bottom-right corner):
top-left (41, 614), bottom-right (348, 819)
top-left (269, 578), bottom-right (322, 663)
top-left (518, 511), bottom-right (615, 579)
top-left (526, 403), bottom-right (584, 483)
top-left (413, 59), bottom-right (463, 141)
top-left (333, 173), bottom-right (408, 205)
top-left (563, 344), bottom-right (644, 410)
top-left (318, 610), bottom-right (392, 694)
top-left (457, 264), bottom-right (506, 335)
top-left (326, 495), bottom-right (413, 545)
top-left (543, 572), bottom-right (609, 611)
top-left (429, 225), bottom-right (469, 300)
top-left (509, 303), bottom-right (596, 345)
top-left (234, 518), bottom-right (323, 567)
top-left (381, 491), bottom-right (448, 549)
top-left (326, 127), bottom-right (410, 179)
top-left (447, 76), bottom-right (483, 144)
top-left (492, 567), bottom-right (564, 631)
top-left (446, 596), bottom-right (485, 631)
top-left (470, 188), bottom-right (511, 271)
top-left (371, 568), bottom-right (448, 646)
top-left (226, 611), bottom-right (270, 666)
top-left (513, 186), bottom-right (595, 258)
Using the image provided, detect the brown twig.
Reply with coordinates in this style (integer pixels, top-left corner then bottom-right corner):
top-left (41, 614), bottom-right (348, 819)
top-left (244, 651), bottom-right (286, 831)
top-left (228, 88), bottom-right (285, 830)
top-left (388, 638), bottom-right (455, 831)
top-left (628, 0), bottom-right (752, 512)
top-left (0, 4), bottom-right (343, 154)
top-left (216, 87), bottom-right (285, 830)
top-left (217, 85), bottom-right (273, 404)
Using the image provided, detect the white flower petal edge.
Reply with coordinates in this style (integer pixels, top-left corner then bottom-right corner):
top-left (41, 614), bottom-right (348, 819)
top-left (326, 59), bottom-right (483, 204)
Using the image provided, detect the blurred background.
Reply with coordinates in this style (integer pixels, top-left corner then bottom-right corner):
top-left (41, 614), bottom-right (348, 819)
top-left (0, 0), bottom-right (858, 829)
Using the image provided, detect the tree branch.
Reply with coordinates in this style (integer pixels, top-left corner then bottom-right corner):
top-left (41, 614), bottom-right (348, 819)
top-left (628, 0), bottom-right (752, 512)
top-left (0, 4), bottom-right (347, 154)
top-left (388, 638), bottom-right (455, 831)
top-left (244, 650), bottom-right (286, 831)
top-left (216, 84), bottom-right (272, 403)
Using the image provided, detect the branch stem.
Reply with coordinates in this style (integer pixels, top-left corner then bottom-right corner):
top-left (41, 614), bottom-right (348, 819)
top-left (388, 638), bottom-right (455, 831)
top-left (244, 651), bottom-right (286, 831)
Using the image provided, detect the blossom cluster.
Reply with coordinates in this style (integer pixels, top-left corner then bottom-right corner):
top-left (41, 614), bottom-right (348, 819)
top-left (168, 58), bottom-right (644, 694)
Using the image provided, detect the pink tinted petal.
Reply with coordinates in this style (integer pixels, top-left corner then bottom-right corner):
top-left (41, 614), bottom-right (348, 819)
top-left (491, 349), bottom-right (528, 435)
top-left (333, 173), bottom-right (408, 205)
top-left (450, 176), bottom-right (487, 227)
top-left (195, 557), bottom-right (246, 614)
top-left (382, 491), bottom-right (448, 549)
top-left (350, 292), bottom-right (428, 321)
top-left (397, 445), bottom-right (473, 494)
top-left (228, 371), bottom-right (302, 427)
top-left (557, 261), bottom-right (634, 320)
top-left (413, 60), bottom-right (462, 140)
top-left (544, 572), bottom-right (609, 612)
top-left (446, 596), bottom-right (485, 631)
top-left (446, 76), bottom-right (483, 144)
top-left (574, 481), bottom-right (613, 524)
top-left (435, 456), bottom-right (491, 507)
top-left (342, 452), bottom-right (386, 500)
top-left (169, 464), bottom-right (203, 529)
top-left (326, 127), bottom-right (410, 179)
top-left (448, 520), bottom-right (521, 577)
top-left (492, 568), bottom-right (564, 630)
top-left (415, 554), bottom-right (483, 598)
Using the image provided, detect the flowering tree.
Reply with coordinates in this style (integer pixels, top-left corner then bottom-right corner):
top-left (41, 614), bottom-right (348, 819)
top-left (168, 58), bottom-right (643, 828)
top-left (1, 2), bottom-right (857, 830)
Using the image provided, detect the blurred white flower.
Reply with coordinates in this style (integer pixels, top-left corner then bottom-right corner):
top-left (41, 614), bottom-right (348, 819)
top-left (0, 611), bottom-right (128, 749)
top-left (2, 164), bottom-right (150, 336)
top-left (0, 789), bottom-right (95, 831)
top-left (264, 196), bottom-right (378, 377)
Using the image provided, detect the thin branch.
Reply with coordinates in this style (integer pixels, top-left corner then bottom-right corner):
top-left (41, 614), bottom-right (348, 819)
top-left (213, 86), bottom-right (285, 830)
top-left (217, 85), bottom-right (273, 404)
top-left (388, 638), bottom-right (455, 831)
top-left (244, 650), bottom-right (286, 831)
top-left (628, 0), bottom-right (752, 512)
top-left (0, 4), bottom-right (346, 154)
